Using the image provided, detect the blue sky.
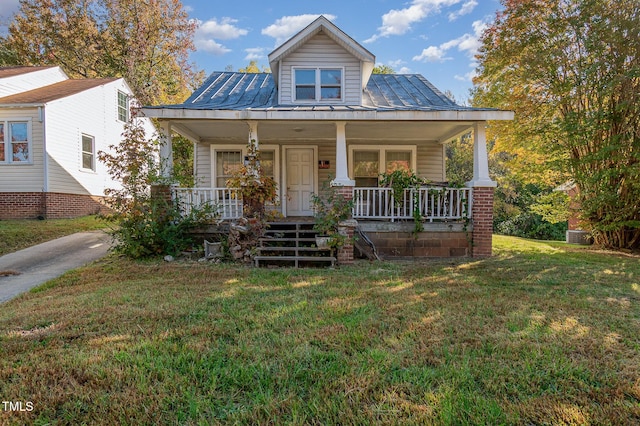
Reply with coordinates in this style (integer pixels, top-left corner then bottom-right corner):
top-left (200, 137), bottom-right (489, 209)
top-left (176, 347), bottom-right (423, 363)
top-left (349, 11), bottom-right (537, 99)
top-left (1, 0), bottom-right (505, 103)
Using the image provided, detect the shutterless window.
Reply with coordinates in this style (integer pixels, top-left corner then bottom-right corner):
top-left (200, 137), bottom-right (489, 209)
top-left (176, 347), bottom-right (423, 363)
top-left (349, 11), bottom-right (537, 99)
top-left (294, 68), bottom-right (342, 101)
top-left (215, 151), bottom-right (242, 188)
top-left (117, 91), bottom-right (128, 122)
top-left (82, 134), bottom-right (95, 170)
top-left (385, 151), bottom-right (411, 173)
top-left (11, 122), bottom-right (29, 162)
top-left (353, 151), bottom-right (379, 187)
top-left (260, 150), bottom-right (275, 179)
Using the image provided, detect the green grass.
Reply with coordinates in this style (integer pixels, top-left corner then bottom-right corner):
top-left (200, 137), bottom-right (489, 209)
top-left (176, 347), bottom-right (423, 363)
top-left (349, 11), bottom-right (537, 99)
top-left (1, 236), bottom-right (639, 425)
top-left (0, 216), bottom-right (105, 256)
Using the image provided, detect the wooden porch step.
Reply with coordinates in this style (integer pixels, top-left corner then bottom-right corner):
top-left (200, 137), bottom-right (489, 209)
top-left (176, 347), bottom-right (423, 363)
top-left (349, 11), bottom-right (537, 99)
top-left (255, 221), bottom-right (334, 268)
top-left (257, 246), bottom-right (331, 252)
top-left (254, 255), bottom-right (336, 267)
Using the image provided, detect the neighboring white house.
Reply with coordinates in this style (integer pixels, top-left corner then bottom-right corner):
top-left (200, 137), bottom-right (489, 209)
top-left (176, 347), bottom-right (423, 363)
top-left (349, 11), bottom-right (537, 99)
top-left (142, 16), bottom-right (514, 260)
top-left (0, 66), bottom-right (155, 219)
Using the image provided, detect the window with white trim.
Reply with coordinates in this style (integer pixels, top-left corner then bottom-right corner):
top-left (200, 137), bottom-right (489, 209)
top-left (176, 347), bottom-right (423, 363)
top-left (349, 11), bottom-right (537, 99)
top-left (350, 146), bottom-right (417, 187)
top-left (213, 147), bottom-right (278, 188)
top-left (215, 150), bottom-right (243, 188)
top-left (81, 134), bottom-right (95, 171)
top-left (117, 90), bottom-right (129, 122)
top-left (294, 68), bottom-right (343, 102)
top-left (0, 121), bottom-right (30, 164)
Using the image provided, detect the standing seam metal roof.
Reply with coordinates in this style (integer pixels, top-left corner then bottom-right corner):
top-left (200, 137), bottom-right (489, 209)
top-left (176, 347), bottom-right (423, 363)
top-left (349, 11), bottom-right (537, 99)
top-left (150, 72), bottom-right (496, 112)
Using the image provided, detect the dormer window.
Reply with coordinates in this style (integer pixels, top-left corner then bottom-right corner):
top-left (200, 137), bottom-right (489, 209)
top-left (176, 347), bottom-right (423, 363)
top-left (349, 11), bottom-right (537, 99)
top-left (294, 68), bottom-right (343, 102)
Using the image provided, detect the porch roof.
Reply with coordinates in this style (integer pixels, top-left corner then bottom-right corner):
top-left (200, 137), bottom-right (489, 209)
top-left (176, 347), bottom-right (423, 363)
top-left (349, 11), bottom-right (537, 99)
top-left (142, 72), bottom-right (513, 121)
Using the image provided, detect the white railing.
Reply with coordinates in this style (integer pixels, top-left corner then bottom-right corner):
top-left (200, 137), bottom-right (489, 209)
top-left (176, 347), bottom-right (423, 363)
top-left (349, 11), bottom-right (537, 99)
top-left (353, 187), bottom-right (472, 222)
top-left (173, 187), bottom-right (243, 219)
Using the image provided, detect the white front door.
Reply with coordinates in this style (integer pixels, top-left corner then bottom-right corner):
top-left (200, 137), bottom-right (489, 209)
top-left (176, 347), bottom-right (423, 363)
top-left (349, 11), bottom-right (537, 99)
top-left (286, 148), bottom-right (315, 216)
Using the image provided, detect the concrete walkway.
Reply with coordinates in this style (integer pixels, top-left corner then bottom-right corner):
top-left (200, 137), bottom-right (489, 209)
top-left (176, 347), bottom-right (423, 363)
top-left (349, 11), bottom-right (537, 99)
top-left (0, 231), bottom-right (112, 303)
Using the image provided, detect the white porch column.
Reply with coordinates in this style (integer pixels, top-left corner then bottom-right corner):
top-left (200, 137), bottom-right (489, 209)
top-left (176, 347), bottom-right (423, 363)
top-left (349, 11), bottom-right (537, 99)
top-left (246, 121), bottom-right (259, 149)
top-left (159, 121), bottom-right (173, 178)
top-left (466, 122), bottom-right (497, 188)
top-left (331, 121), bottom-right (355, 187)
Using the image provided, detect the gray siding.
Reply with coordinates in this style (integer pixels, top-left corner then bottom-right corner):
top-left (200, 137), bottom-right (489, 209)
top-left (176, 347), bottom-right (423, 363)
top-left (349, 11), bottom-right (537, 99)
top-left (417, 143), bottom-right (445, 182)
top-left (280, 33), bottom-right (361, 105)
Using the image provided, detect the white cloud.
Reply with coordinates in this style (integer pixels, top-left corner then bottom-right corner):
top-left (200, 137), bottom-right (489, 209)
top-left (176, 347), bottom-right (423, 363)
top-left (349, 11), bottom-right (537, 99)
top-left (365, 0), bottom-right (462, 43)
top-left (262, 14), bottom-right (337, 45)
top-left (193, 17), bottom-right (248, 55)
top-left (398, 66), bottom-right (412, 74)
top-left (412, 46), bottom-right (451, 63)
top-left (413, 19), bottom-right (488, 63)
top-left (244, 47), bottom-right (266, 61)
top-left (448, 0), bottom-right (478, 21)
top-left (195, 39), bottom-right (231, 55)
top-left (196, 17), bottom-right (248, 40)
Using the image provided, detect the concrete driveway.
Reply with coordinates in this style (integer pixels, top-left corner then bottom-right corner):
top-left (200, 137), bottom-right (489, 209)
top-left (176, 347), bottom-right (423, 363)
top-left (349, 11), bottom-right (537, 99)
top-left (0, 231), bottom-right (112, 303)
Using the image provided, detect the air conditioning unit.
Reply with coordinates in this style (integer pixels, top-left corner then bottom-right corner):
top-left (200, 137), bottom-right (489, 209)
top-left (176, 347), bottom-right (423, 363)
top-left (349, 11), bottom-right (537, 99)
top-left (566, 230), bottom-right (591, 245)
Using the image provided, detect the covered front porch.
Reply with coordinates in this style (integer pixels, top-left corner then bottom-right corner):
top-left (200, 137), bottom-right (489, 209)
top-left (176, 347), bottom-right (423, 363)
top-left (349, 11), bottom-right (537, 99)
top-left (145, 109), bottom-right (507, 258)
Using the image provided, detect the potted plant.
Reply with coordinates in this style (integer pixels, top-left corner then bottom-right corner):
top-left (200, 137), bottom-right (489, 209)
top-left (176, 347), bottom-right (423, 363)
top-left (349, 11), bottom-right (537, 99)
top-left (311, 181), bottom-right (354, 249)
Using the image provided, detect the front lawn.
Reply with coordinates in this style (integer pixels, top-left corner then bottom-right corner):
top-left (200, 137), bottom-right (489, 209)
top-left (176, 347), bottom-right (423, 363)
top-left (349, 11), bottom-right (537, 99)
top-left (0, 216), bottom-right (106, 256)
top-left (1, 236), bottom-right (639, 424)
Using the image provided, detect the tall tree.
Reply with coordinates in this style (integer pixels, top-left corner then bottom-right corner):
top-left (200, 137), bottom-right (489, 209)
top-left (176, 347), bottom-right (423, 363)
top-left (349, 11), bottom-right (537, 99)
top-left (5, 0), bottom-right (201, 105)
top-left (474, 0), bottom-right (640, 248)
top-left (238, 60), bottom-right (270, 73)
top-left (372, 64), bottom-right (395, 74)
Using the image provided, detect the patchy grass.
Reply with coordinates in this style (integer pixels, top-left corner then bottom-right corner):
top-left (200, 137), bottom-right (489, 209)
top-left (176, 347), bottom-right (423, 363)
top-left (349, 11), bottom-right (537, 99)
top-left (1, 236), bottom-right (639, 425)
top-left (0, 216), bottom-right (105, 256)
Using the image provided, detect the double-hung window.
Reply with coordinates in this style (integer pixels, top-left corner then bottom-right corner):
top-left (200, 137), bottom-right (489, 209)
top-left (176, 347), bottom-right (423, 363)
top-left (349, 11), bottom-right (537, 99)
top-left (81, 134), bottom-right (95, 171)
top-left (294, 68), bottom-right (343, 102)
top-left (213, 146), bottom-right (278, 188)
top-left (0, 121), bottom-right (30, 164)
top-left (350, 146), bottom-right (417, 187)
top-left (117, 91), bottom-right (129, 122)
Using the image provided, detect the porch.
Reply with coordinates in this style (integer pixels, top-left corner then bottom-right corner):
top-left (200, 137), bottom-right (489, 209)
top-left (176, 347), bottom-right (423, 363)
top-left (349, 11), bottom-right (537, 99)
top-left (173, 186), bottom-right (473, 223)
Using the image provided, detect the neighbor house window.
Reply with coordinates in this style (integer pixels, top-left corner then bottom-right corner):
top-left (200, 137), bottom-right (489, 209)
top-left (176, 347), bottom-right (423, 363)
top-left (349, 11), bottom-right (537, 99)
top-left (294, 68), bottom-right (343, 102)
top-left (349, 146), bottom-right (417, 187)
top-left (117, 91), bottom-right (129, 122)
top-left (81, 134), bottom-right (95, 171)
top-left (0, 121), bottom-right (30, 164)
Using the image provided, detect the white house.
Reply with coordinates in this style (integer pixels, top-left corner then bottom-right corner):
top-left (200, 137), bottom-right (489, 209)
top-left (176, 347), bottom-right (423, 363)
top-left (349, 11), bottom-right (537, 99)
top-left (142, 16), bottom-right (513, 262)
top-left (0, 66), bottom-right (155, 219)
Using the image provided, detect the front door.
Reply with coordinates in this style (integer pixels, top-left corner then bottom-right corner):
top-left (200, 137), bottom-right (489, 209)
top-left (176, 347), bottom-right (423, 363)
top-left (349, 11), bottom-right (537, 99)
top-left (286, 148), bottom-right (314, 216)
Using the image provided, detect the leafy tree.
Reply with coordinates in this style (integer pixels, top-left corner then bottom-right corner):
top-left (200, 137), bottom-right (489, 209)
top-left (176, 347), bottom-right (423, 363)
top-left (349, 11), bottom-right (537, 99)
top-left (372, 64), bottom-right (395, 74)
top-left (238, 60), bottom-right (270, 73)
top-left (5, 0), bottom-right (202, 105)
top-left (474, 0), bottom-right (640, 249)
top-left (98, 110), bottom-right (213, 258)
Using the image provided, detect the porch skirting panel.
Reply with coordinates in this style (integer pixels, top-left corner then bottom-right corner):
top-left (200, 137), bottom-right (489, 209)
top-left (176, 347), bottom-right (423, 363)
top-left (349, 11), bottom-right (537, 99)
top-left (358, 222), bottom-right (470, 258)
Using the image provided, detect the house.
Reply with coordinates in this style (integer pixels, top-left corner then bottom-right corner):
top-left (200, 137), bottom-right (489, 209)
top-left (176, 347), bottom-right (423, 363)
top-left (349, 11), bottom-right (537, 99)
top-left (142, 16), bottom-right (513, 263)
top-left (0, 66), bottom-right (154, 219)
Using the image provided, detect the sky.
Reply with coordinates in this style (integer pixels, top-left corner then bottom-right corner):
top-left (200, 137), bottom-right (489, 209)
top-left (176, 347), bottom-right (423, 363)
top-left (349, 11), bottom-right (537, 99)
top-left (1, 0), bottom-right (505, 103)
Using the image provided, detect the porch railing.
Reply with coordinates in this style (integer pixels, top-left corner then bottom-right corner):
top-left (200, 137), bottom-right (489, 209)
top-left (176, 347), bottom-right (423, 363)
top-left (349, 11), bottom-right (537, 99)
top-left (353, 187), bottom-right (472, 222)
top-left (173, 187), bottom-right (243, 220)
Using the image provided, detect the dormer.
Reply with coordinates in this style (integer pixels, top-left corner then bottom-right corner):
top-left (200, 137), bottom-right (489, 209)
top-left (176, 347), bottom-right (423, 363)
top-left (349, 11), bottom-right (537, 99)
top-left (268, 16), bottom-right (375, 106)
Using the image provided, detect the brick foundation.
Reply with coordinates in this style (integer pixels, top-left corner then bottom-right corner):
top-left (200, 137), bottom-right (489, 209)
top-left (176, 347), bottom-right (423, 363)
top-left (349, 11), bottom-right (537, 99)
top-left (471, 186), bottom-right (495, 257)
top-left (0, 192), bottom-right (110, 219)
top-left (332, 186), bottom-right (355, 265)
top-left (363, 228), bottom-right (469, 258)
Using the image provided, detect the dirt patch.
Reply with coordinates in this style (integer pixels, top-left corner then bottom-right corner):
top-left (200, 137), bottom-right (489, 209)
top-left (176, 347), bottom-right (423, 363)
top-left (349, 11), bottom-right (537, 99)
top-left (0, 270), bottom-right (21, 277)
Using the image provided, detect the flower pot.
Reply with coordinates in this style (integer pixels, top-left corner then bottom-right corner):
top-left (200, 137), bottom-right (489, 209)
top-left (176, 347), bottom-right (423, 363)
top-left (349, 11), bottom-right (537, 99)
top-left (315, 236), bottom-right (330, 249)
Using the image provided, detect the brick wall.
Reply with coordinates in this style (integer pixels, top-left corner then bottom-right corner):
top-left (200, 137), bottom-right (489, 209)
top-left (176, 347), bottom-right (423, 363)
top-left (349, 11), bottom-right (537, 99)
top-left (365, 230), bottom-right (469, 258)
top-left (470, 186), bottom-right (495, 257)
top-left (332, 186), bottom-right (355, 265)
top-left (0, 192), bottom-right (110, 219)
